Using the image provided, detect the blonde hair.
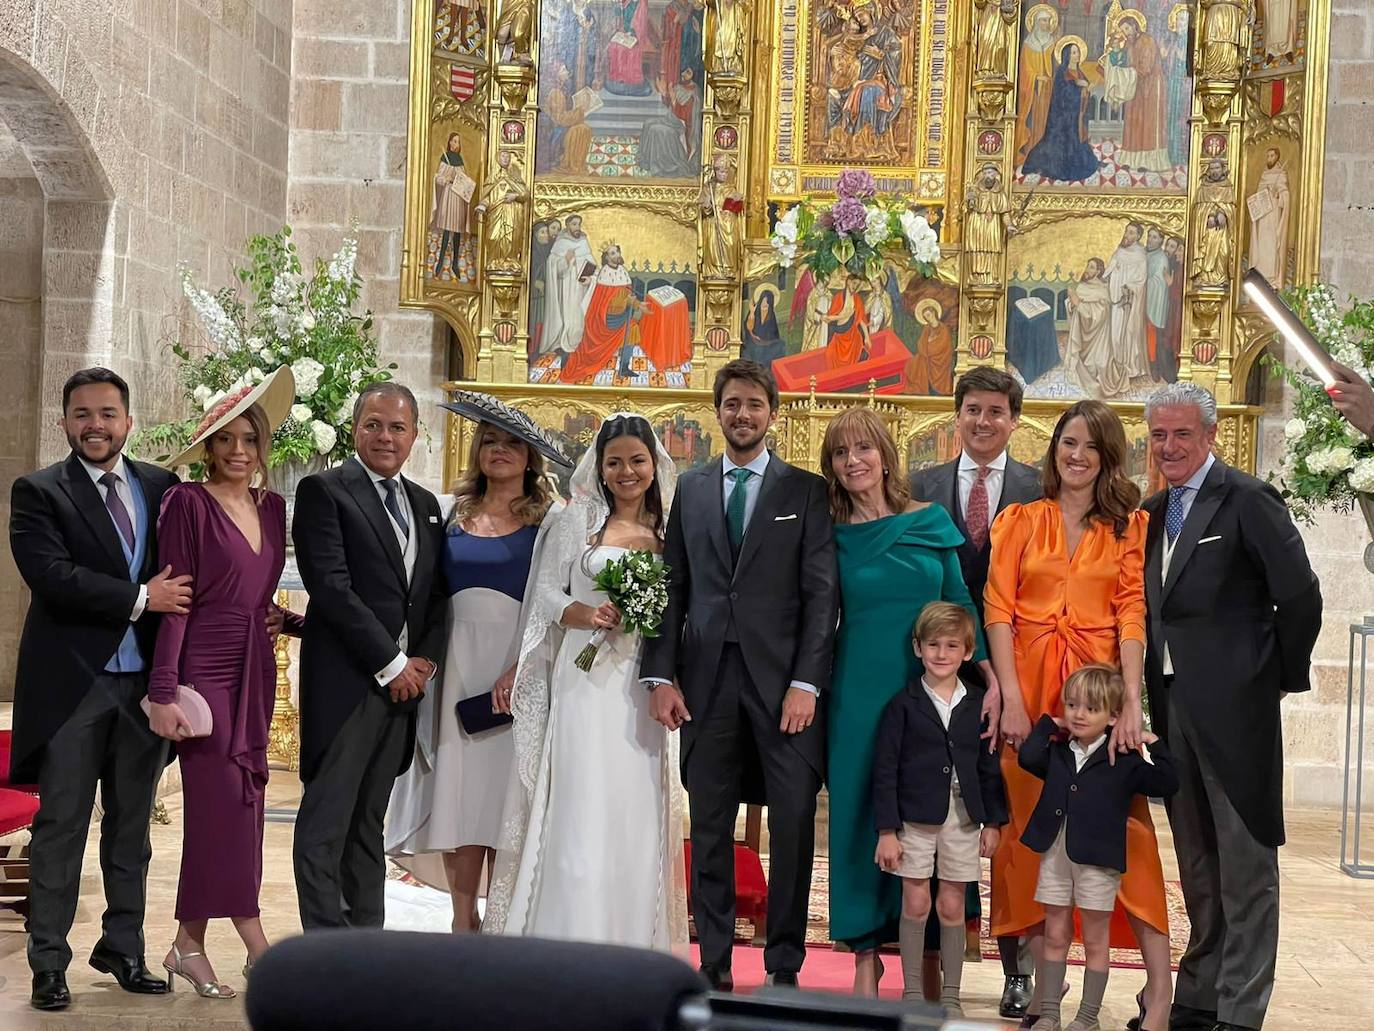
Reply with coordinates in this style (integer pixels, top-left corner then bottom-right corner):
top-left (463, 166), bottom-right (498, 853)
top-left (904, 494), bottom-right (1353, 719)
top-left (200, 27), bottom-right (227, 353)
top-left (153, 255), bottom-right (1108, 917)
top-left (450, 425), bottom-right (553, 527)
top-left (913, 601), bottom-right (975, 652)
top-left (820, 408), bottom-right (910, 523)
top-left (202, 402), bottom-right (270, 499)
top-left (1062, 663), bottom-right (1126, 715)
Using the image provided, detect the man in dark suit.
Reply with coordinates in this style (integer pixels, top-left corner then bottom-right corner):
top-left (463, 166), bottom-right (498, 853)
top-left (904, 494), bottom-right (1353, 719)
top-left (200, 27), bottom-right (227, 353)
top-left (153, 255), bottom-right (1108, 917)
top-left (292, 382), bottom-right (447, 930)
top-left (909, 365), bottom-right (1041, 1017)
top-left (10, 368), bottom-right (190, 1010)
top-left (1142, 384), bottom-right (1321, 1031)
top-left (642, 360), bottom-right (838, 989)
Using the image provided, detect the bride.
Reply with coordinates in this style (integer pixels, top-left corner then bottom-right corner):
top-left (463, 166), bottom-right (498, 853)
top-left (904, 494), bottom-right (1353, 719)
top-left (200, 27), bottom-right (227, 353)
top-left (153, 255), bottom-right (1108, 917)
top-left (484, 414), bottom-right (688, 950)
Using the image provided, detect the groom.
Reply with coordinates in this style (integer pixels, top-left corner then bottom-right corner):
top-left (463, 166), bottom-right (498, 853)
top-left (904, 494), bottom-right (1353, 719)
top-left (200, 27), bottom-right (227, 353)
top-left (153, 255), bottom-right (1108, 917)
top-left (642, 359), bottom-right (839, 989)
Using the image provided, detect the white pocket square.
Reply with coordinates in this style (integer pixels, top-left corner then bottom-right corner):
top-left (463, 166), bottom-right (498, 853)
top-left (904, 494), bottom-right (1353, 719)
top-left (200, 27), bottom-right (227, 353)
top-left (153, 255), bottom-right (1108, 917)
top-left (1197, 535), bottom-right (1222, 544)
top-left (429, 515), bottom-right (439, 523)
top-left (774, 513), bottom-right (798, 522)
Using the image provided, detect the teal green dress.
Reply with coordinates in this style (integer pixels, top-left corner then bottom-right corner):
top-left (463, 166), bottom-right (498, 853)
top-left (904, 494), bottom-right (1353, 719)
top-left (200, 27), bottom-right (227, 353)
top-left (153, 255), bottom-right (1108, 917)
top-left (826, 506), bottom-right (988, 951)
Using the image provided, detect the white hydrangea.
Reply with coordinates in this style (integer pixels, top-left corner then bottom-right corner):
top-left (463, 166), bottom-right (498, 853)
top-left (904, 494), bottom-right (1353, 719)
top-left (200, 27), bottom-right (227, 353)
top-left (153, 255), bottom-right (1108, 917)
top-left (192, 384), bottom-right (214, 408)
top-left (270, 272), bottom-right (298, 306)
top-left (261, 348), bottom-right (277, 364)
top-left (290, 403), bottom-right (313, 424)
top-left (311, 420), bottom-right (338, 455)
top-left (335, 393), bottom-right (358, 423)
top-left (1283, 417), bottom-right (1307, 442)
top-left (1351, 457), bottom-right (1374, 493)
top-left (292, 356), bottom-right (325, 398)
top-left (862, 206), bottom-right (890, 248)
top-left (295, 311), bottom-right (316, 334)
top-left (245, 335), bottom-right (264, 354)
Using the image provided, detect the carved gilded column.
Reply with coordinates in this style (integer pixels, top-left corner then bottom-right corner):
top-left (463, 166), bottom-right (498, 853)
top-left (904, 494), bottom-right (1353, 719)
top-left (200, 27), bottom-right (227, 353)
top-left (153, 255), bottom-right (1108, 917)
top-left (1185, 2), bottom-right (1253, 401)
top-left (959, 0), bottom-right (1020, 375)
top-left (476, 0), bottom-right (538, 384)
top-left (695, 0), bottom-right (754, 388)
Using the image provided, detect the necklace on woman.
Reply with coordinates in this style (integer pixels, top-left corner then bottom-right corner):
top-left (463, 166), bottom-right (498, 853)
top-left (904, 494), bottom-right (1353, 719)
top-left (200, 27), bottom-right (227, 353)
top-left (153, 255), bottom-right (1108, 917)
top-left (467, 498), bottom-right (521, 537)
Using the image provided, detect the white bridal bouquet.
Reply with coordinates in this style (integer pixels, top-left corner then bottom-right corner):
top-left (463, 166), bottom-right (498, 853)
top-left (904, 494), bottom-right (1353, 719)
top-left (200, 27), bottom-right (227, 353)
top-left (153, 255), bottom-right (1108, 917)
top-left (574, 550), bottom-right (672, 672)
top-left (137, 226), bottom-right (395, 468)
top-left (1266, 281), bottom-right (1374, 523)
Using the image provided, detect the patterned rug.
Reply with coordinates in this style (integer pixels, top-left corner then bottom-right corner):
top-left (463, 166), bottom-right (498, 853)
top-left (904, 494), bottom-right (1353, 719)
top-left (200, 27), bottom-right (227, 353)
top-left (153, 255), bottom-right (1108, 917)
top-left (527, 349), bottom-right (691, 388)
top-left (1017, 138), bottom-right (1189, 191)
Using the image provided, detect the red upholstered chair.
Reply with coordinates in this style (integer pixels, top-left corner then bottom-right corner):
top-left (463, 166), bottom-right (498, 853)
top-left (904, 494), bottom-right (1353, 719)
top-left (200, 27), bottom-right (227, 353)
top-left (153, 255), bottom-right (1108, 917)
top-left (682, 804), bottom-right (770, 947)
top-left (0, 730), bottom-right (40, 918)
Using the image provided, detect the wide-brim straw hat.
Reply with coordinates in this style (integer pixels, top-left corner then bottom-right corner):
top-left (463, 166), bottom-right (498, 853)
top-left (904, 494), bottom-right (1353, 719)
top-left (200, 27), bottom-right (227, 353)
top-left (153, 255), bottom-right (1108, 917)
top-left (439, 389), bottom-right (573, 469)
top-left (165, 365), bottom-right (296, 469)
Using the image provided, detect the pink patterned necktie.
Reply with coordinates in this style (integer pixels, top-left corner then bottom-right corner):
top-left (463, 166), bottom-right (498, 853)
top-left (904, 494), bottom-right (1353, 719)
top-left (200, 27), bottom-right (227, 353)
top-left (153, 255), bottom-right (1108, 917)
top-left (965, 466), bottom-right (991, 551)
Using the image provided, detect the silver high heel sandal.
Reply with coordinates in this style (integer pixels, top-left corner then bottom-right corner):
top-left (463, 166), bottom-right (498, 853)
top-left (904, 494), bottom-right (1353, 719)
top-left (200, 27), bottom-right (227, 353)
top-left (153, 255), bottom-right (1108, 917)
top-left (163, 942), bottom-right (236, 1000)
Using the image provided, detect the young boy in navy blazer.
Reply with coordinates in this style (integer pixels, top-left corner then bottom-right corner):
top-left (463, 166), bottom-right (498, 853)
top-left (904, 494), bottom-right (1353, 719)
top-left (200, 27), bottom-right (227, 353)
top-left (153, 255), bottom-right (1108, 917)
top-left (1018, 664), bottom-right (1179, 1031)
top-left (872, 603), bottom-right (1007, 1017)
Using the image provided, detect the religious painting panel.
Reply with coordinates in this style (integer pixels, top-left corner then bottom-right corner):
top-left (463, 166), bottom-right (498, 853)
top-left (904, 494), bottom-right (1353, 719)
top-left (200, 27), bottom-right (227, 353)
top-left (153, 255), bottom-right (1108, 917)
top-left (803, 0), bottom-right (923, 167)
top-left (534, 0), bottom-right (707, 182)
top-left (526, 205), bottom-right (696, 387)
top-left (740, 261), bottom-right (958, 398)
top-left (1006, 212), bottom-right (1188, 402)
top-left (1250, 0), bottom-right (1306, 75)
top-left (1013, 1), bottom-right (1193, 191)
top-left (425, 119), bottom-right (484, 286)
top-left (1243, 138), bottom-right (1297, 291)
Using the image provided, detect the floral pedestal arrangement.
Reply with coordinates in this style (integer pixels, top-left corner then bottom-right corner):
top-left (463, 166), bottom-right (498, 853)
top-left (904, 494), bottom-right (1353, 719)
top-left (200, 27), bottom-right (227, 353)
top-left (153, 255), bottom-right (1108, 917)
top-left (138, 226), bottom-right (395, 772)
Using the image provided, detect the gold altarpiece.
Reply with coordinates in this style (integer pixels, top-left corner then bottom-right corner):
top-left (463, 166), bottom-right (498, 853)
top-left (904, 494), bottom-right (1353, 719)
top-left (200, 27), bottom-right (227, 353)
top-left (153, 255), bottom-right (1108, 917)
top-left (400, 0), bottom-right (1330, 486)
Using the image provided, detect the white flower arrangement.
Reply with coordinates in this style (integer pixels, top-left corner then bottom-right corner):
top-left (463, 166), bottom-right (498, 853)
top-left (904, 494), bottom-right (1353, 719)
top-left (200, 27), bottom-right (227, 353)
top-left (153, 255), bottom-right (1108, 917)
top-left (135, 225), bottom-right (395, 468)
top-left (767, 169), bottom-right (942, 281)
top-left (1266, 282), bottom-right (1374, 522)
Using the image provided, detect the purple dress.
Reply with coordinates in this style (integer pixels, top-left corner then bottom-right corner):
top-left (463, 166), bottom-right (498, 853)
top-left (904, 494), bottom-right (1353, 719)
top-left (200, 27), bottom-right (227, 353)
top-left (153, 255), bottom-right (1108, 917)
top-left (149, 483), bottom-right (287, 921)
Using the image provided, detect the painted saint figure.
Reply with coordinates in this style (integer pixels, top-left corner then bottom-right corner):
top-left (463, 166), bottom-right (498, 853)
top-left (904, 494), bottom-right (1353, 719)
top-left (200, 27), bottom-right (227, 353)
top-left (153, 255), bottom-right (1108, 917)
top-left (477, 150), bottom-right (527, 271)
top-left (1248, 148), bottom-right (1291, 289)
top-left (699, 156), bottom-right (743, 277)
top-left (1066, 257), bottom-right (1125, 398)
top-left (1014, 6), bottom-right (1060, 165)
top-left (1104, 221), bottom-right (1151, 386)
top-left (606, 0), bottom-right (653, 96)
top-left (742, 287), bottom-right (786, 368)
top-left (559, 245), bottom-right (645, 383)
top-left (1117, 14), bottom-right (1170, 173)
top-left (903, 299), bottom-right (954, 396)
top-left (824, 275), bottom-right (872, 369)
top-left (1021, 39), bottom-right (1102, 183)
top-left (430, 133), bottom-right (474, 281)
top-left (966, 163), bottom-right (1014, 284)
top-left (540, 63), bottom-right (594, 175)
top-left (541, 215), bottom-right (596, 360)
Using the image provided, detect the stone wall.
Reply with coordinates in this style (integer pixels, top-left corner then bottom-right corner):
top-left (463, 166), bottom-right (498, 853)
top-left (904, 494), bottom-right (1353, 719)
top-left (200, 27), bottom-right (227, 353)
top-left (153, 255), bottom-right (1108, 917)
top-left (1268, 2), bottom-right (1374, 807)
top-left (0, 123), bottom-right (43, 691)
top-left (287, 0), bottom-right (447, 489)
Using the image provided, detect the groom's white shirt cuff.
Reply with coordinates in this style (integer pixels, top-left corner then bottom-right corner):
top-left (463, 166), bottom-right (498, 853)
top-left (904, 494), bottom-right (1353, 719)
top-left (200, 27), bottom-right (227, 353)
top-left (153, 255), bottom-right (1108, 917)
top-left (641, 676), bottom-right (817, 695)
top-left (377, 650), bottom-right (408, 686)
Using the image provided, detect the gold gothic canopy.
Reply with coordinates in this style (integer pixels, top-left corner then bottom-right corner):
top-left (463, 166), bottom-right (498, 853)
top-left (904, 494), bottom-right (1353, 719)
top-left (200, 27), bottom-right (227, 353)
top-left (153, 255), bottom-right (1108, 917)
top-left (401, 0), bottom-right (1328, 487)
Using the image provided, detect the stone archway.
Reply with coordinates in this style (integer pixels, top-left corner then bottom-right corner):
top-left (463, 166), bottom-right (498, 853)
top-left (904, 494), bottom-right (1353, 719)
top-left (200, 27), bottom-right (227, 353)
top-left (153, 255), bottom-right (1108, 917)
top-left (0, 49), bottom-right (114, 698)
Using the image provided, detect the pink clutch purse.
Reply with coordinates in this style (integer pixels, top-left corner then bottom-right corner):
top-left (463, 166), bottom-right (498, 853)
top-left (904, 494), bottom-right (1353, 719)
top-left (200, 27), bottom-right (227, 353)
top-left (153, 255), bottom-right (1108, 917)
top-left (140, 684), bottom-right (213, 738)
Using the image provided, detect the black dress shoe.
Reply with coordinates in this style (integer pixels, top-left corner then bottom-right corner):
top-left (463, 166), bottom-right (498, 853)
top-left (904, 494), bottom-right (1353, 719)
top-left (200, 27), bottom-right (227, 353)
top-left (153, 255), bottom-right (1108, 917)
top-left (768, 971), bottom-right (799, 987)
top-left (999, 973), bottom-right (1032, 1017)
top-left (699, 964), bottom-right (733, 992)
top-left (1211, 1023), bottom-right (1258, 1031)
top-left (31, 971), bottom-right (71, 1011)
top-left (89, 943), bottom-right (170, 994)
top-left (1170, 1002), bottom-right (1220, 1030)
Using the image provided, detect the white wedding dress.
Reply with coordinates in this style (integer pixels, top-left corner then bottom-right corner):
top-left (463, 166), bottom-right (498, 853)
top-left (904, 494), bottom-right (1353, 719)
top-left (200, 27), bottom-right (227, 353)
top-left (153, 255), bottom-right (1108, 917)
top-left (499, 546), bottom-right (677, 946)
top-left (484, 418), bottom-right (687, 953)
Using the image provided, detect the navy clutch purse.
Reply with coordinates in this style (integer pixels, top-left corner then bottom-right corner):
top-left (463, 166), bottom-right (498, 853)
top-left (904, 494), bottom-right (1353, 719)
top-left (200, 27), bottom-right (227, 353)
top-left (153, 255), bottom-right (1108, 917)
top-left (455, 691), bottom-right (514, 735)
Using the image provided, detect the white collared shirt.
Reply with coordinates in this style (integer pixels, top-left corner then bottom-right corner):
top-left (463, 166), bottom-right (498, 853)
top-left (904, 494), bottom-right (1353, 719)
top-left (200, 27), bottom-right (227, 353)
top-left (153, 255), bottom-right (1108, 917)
top-left (921, 677), bottom-right (967, 730)
top-left (1070, 732), bottom-right (1108, 772)
top-left (1161, 452), bottom-right (1217, 675)
top-left (957, 450), bottom-right (1008, 525)
top-left (355, 457), bottom-right (422, 687)
top-left (78, 454), bottom-right (146, 621)
top-left (722, 448), bottom-right (770, 530)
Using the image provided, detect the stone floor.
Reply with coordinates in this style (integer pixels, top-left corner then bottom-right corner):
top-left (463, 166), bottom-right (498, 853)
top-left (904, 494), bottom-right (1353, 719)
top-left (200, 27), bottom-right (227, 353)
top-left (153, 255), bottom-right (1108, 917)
top-left (0, 772), bottom-right (1370, 1028)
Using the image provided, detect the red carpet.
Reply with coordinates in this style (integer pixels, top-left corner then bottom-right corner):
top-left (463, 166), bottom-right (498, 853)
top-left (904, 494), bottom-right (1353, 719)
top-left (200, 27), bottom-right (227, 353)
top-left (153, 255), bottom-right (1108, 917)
top-left (690, 942), bottom-right (903, 996)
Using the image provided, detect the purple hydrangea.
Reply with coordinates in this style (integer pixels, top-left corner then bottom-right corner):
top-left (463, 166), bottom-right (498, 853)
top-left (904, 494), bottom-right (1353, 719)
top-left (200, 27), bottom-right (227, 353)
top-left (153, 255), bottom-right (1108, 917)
top-left (831, 196), bottom-right (869, 235)
top-left (836, 169), bottom-right (877, 200)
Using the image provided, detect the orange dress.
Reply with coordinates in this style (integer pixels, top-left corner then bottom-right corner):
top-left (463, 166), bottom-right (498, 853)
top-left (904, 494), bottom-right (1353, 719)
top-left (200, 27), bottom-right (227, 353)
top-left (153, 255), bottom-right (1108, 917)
top-left (984, 500), bottom-right (1168, 946)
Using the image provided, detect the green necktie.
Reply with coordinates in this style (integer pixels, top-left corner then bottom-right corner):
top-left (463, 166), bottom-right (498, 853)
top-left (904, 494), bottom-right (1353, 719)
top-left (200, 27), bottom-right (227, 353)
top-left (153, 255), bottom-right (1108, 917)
top-left (726, 467), bottom-right (752, 552)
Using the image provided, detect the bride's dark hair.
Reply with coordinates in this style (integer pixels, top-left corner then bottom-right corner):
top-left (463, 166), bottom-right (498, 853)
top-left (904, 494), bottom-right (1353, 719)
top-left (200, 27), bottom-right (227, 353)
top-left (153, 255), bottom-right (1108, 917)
top-left (584, 416), bottom-right (666, 564)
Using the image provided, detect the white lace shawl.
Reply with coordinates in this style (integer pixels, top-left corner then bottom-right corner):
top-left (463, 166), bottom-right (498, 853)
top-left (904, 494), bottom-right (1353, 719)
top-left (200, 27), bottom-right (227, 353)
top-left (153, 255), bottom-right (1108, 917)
top-left (483, 419), bottom-right (688, 952)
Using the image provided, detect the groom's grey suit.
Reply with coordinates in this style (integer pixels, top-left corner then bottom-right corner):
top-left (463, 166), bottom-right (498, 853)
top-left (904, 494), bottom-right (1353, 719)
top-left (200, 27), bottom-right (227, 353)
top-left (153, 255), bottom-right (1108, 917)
top-left (641, 451), bottom-right (838, 976)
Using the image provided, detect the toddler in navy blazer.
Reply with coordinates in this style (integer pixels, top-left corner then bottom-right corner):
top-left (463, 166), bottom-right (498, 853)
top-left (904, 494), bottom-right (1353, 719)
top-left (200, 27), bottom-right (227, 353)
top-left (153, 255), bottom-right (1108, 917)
top-left (872, 603), bottom-right (1007, 1017)
top-left (1018, 664), bottom-right (1179, 1031)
